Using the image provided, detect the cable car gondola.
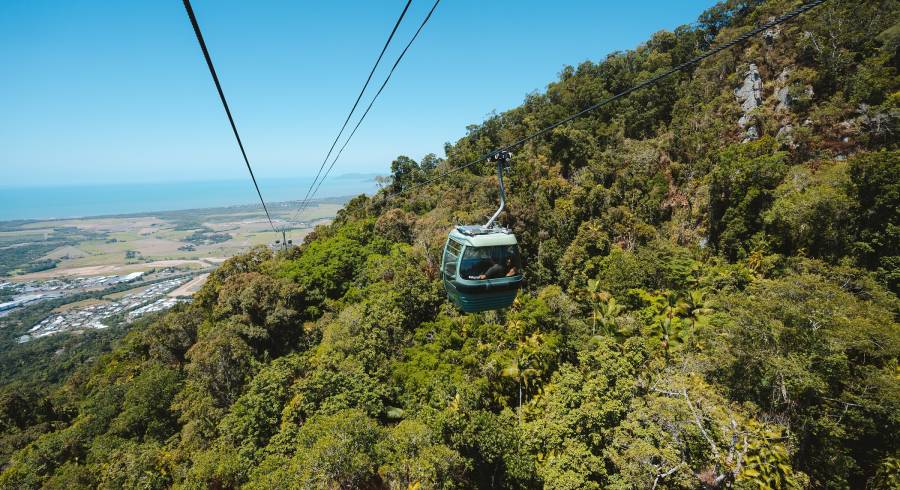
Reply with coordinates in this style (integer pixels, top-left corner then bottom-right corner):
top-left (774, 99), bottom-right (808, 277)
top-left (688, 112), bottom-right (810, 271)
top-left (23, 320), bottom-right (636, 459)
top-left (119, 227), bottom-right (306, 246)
top-left (441, 151), bottom-right (523, 312)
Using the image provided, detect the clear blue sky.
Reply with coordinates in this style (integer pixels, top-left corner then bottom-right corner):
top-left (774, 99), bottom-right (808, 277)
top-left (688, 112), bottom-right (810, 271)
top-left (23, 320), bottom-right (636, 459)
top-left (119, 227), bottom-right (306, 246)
top-left (1, 0), bottom-right (716, 187)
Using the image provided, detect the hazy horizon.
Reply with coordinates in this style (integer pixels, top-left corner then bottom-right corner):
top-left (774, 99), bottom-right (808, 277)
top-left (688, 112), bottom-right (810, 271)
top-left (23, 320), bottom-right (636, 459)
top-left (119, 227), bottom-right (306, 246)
top-left (0, 171), bottom-right (383, 190)
top-left (2, 0), bottom-right (715, 187)
top-left (0, 174), bottom-right (379, 221)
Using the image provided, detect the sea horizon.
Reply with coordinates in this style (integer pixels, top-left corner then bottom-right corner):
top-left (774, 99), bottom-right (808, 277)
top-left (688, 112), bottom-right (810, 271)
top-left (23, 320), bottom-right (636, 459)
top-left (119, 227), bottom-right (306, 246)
top-left (0, 174), bottom-right (381, 222)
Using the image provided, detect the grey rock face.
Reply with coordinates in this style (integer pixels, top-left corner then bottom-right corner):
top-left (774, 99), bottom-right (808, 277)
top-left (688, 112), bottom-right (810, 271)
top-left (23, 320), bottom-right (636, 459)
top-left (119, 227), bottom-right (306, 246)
top-left (857, 103), bottom-right (895, 138)
top-left (777, 86), bottom-right (813, 113)
top-left (763, 18), bottom-right (781, 43)
top-left (776, 124), bottom-right (795, 149)
top-left (735, 64), bottom-right (762, 116)
top-left (775, 68), bottom-right (814, 113)
top-left (775, 69), bottom-right (791, 112)
top-left (745, 125), bottom-right (760, 141)
top-left (777, 68), bottom-right (790, 85)
top-left (735, 64), bottom-right (763, 141)
top-left (867, 112), bottom-right (893, 136)
top-left (776, 87), bottom-right (790, 112)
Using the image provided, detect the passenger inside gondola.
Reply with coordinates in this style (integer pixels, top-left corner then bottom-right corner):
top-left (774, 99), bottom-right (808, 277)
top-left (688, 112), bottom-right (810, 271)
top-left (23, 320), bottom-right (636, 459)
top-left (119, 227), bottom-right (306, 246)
top-left (460, 245), bottom-right (521, 280)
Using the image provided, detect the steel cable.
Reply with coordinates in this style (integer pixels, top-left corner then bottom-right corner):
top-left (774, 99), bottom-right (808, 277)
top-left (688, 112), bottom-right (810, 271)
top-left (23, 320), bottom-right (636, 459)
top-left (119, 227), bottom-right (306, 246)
top-left (182, 0), bottom-right (279, 233)
top-left (298, 0), bottom-right (441, 217)
top-left (391, 0), bottom-right (828, 199)
top-left (290, 0), bottom-right (414, 226)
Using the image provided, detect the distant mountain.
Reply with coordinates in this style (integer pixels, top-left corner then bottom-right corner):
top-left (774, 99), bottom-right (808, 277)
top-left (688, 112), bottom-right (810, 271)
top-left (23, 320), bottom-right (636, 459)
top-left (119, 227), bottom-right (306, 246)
top-left (332, 172), bottom-right (383, 180)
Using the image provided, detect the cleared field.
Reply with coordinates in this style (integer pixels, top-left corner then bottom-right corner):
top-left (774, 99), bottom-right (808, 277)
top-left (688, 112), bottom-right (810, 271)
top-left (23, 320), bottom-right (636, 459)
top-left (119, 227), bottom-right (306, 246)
top-left (14, 259), bottom-right (210, 280)
top-left (20, 217), bottom-right (165, 232)
top-left (52, 298), bottom-right (110, 313)
top-left (41, 245), bottom-right (87, 261)
top-left (168, 273), bottom-right (209, 297)
top-left (1, 201), bottom-right (341, 282)
top-left (0, 229), bottom-right (55, 238)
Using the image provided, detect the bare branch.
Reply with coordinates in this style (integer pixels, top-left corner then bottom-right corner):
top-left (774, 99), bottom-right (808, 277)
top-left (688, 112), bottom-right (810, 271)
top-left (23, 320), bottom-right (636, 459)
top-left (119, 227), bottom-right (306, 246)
top-left (822, 396), bottom-right (863, 408)
top-left (652, 463), bottom-right (685, 490)
top-left (650, 386), bottom-right (683, 397)
top-left (683, 388), bottom-right (720, 459)
top-left (735, 433), bottom-right (748, 476)
top-left (651, 385), bottom-right (723, 465)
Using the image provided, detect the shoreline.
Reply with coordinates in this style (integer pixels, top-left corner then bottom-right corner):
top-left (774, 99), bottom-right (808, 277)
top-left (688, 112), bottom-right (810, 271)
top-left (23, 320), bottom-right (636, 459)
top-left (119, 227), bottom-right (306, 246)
top-left (0, 194), bottom-right (358, 225)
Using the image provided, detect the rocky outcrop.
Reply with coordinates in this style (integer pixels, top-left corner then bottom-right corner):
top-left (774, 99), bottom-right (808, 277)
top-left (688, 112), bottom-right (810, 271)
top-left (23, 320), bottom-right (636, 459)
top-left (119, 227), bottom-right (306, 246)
top-left (775, 69), bottom-right (791, 112)
top-left (763, 17), bottom-right (781, 43)
top-left (775, 68), bottom-right (814, 113)
top-left (776, 123), bottom-right (796, 149)
top-left (857, 103), bottom-right (895, 140)
top-left (734, 63), bottom-right (762, 142)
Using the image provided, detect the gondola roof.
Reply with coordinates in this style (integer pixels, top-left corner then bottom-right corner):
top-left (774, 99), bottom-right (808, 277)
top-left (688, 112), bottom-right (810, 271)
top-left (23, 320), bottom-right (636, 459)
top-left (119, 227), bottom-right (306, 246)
top-left (449, 226), bottom-right (517, 247)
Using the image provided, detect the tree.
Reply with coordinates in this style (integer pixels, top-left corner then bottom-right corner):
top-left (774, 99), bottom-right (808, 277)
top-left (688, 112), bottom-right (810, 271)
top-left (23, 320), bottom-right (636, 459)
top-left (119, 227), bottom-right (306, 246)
top-left (682, 289), bottom-right (712, 347)
top-left (391, 156), bottom-right (421, 193)
top-left (847, 150), bottom-right (899, 292)
top-left (247, 409), bottom-right (381, 490)
top-left (764, 163), bottom-right (854, 260)
top-left (376, 419), bottom-right (468, 489)
top-left (702, 271), bottom-right (900, 486)
top-left (108, 364), bottom-right (182, 441)
top-left (583, 280), bottom-right (624, 337)
top-left (708, 138), bottom-right (788, 260)
top-left (500, 322), bottom-right (547, 420)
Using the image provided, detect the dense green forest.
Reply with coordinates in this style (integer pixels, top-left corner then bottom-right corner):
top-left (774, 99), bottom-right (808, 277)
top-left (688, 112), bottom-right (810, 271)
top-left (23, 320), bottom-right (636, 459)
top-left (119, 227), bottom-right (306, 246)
top-left (1, 0), bottom-right (897, 488)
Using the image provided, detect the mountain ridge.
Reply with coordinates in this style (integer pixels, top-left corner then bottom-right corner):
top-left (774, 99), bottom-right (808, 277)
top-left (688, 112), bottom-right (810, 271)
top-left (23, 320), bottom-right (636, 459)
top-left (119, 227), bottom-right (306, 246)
top-left (1, 0), bottom-right (897, 488)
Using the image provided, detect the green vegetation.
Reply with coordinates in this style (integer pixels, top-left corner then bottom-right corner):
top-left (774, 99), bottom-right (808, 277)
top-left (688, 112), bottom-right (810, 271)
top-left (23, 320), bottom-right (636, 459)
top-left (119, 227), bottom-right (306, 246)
top-left (182, 228), bottom-right (233, 246)
top-left (0, 244), bottom-right (61, 276)
top-left (21, 259), bottom-right (58, 273)
top-left (0, 227), bottom-right (106, 276)
top-left (0, 274), bottom-right (200, 389)
top-left (0, 199), bottom-right (346, 277)
top-left (0, 0), bottom-right (897, 488)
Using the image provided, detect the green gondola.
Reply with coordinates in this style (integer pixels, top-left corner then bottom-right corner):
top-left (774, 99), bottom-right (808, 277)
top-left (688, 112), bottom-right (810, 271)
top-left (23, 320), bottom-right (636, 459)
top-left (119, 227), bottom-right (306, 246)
top-left (440, 151), bottom-right (523, 312)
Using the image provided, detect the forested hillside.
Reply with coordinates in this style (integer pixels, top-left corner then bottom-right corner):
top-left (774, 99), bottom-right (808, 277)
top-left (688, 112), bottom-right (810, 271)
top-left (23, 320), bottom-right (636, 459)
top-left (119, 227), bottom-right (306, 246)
top-left (1, 0), bottom-right (897, 488)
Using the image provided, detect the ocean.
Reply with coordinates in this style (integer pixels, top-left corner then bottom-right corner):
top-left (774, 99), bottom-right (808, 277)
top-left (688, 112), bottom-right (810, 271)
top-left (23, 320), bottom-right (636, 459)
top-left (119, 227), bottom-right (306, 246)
top-left (0, 174), bottom-right (380, 221)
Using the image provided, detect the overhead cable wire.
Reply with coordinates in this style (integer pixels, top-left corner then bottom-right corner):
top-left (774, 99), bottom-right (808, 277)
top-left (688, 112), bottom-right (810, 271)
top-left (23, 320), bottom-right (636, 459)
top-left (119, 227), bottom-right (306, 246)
top-left (182, 0), bottom-right (278, 233)
top-left (391, 0), bottom-right (828, 199)
top-left (290, 0), bottom-right (414, 226)
top-left (297, 0), bottom-right (441, 217)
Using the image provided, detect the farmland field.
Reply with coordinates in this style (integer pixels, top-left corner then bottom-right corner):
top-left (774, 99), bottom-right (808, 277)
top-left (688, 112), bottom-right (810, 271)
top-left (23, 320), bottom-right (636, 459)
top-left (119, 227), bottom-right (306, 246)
top-left (0, 198), bottom-right (346, 280)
